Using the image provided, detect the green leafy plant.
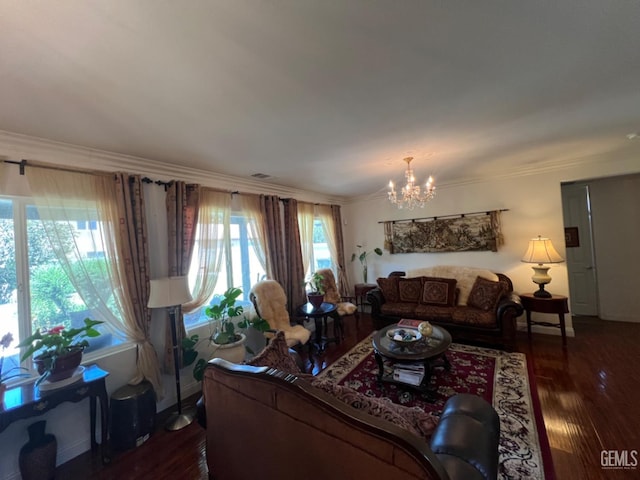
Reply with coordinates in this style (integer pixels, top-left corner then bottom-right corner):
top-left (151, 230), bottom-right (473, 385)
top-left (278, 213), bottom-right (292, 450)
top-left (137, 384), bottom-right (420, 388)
top-left (0, 332), bottom-right (29, 384)
top-left (183, 309), bottom-right (271, 382)
top-left (18, 318), bottom-right (104, 361)
top-left (351, 245), bottom-right (383, 283)
top-left (17, 318), bottom-right (104, 384)
top-left (305, 271), bottom-right (325, 294)
top-left (205, 287), bottom-right (245, 345)
top-left (182, 286), bottom-right (245, 381)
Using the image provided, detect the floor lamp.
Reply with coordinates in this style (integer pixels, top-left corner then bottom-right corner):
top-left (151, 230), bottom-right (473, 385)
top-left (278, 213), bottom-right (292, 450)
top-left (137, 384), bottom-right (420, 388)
top-left (148, 276), bottom-right (195, 431)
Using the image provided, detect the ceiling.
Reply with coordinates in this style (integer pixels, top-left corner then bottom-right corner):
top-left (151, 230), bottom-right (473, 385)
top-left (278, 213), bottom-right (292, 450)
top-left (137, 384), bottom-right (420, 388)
top-left (1, 1), bottom-right (639, 198)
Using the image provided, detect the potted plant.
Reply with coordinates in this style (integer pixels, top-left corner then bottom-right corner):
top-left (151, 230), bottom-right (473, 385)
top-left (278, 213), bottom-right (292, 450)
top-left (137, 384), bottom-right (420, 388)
top-left (351, 245), bottom-right (383, 283)
top-left (183, 314), bottom-right (271, 382)
top-left (305, 271), bottom-right (325, 309)
top-left (204, 287), bottom-right (248, 364)
top-left (17, 318), bottom-right (104, 385)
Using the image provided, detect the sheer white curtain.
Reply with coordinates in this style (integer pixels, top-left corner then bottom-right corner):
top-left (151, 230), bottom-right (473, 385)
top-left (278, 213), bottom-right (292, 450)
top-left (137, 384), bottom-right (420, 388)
top-left (238, 194), bottom-right (267, 275)
top-left (316, 204), bottom-right (338, 273)
top-left (27, 168), bottom-right (129, 339)
top-left (297, 202), bottom-right (315, 278)
top-left (183, 189), bottom-right (230, 312)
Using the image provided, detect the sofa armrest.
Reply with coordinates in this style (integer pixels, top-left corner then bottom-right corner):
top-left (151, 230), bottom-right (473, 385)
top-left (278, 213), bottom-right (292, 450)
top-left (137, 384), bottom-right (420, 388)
top-left (495, 292), bottom-right (523, 349)
top-left (430, 394), bottom-right (500, 480)
top-left (497, 292), bottom-right (523, 318)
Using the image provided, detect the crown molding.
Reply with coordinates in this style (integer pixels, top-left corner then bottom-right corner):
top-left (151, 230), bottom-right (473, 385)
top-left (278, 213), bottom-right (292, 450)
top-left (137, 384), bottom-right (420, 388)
top-left (0, 130), bottom-right (347, 205)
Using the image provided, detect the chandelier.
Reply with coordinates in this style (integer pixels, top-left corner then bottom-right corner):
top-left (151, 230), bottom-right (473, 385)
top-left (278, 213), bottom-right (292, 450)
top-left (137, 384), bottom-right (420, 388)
top-left (387, 157), bottom-right (436, 209)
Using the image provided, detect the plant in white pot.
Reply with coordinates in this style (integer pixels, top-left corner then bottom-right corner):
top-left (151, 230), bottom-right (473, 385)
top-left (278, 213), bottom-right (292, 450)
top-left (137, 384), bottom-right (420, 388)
top-left (183, 287), bottom-right (270, 381)
top-left (204, 287), bottom-right (248, 365)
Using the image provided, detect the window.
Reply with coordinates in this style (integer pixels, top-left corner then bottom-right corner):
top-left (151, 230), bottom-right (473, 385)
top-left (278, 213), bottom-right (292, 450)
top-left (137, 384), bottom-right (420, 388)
top-left (297, 203), bottom-right (337, 281)
top-left (184, 214), bottom-right (266, 327)
top-left (0, 196), bottom-right (120, 378)
top-left (312, 218), bottom-right (332, 271)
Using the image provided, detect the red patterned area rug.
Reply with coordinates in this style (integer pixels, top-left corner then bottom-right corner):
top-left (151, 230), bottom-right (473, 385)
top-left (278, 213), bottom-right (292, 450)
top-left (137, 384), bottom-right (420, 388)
top-left (317, 335), bottom-right (555, 480)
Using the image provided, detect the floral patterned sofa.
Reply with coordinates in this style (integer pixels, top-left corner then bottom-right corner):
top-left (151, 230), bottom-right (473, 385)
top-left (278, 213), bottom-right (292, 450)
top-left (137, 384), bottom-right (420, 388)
top-left (367, 266), bottom-right (523, 349)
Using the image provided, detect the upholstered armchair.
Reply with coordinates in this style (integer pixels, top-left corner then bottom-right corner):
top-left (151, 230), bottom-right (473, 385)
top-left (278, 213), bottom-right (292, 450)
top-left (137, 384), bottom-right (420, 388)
top-left (316, 268), bottom-right (358, 338)
top-left (249, 280), bottom-right (311, 347)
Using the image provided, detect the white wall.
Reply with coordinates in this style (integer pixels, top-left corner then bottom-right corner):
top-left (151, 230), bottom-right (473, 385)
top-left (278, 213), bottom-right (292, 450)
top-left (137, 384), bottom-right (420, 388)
top-left (342, 154), bottom-right (640, 338)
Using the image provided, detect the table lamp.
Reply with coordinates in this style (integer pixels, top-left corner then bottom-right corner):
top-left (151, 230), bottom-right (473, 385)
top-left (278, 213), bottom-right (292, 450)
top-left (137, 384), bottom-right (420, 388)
top-left (521, 235), bottom-right (564, 298)
top-left (148, 276), bottom-right (194, 431)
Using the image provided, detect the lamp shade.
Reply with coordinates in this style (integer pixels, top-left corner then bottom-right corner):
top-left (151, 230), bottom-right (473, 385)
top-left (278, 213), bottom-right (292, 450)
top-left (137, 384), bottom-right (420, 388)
top-left (521, 236), bottom-right (564, 264)
top-left (147, 276), bottom-right (192, 308)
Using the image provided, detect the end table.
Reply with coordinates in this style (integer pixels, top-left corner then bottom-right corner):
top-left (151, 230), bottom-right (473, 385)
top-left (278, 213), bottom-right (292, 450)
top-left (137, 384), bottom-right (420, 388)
top-left (520, 293), bottom-right (569, 346)
top-left (297, 302), bottom-right (338, 351)
top-left (354, 283), bottom-right (377, 310)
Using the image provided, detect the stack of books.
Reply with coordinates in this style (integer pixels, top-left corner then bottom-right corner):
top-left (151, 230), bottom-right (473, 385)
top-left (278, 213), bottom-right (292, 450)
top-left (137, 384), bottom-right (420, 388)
top-left (397, 318), bottom-right (422, 329)
top-left (392, 362), bottom-right (425, 386)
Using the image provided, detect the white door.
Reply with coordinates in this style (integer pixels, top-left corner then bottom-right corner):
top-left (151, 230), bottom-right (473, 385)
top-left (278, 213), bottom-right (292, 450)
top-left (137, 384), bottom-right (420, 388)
top-left (561, 183), bottom-right (599, 316)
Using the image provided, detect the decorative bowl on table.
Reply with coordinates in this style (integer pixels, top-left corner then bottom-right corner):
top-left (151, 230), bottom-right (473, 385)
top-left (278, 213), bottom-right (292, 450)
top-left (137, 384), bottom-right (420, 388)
top-left (386, 328), bottom-right (422, 347)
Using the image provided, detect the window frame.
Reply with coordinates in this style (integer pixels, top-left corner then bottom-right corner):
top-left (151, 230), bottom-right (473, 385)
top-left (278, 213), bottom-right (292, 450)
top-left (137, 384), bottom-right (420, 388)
top-left (0, 195), bottom-right (124, 380)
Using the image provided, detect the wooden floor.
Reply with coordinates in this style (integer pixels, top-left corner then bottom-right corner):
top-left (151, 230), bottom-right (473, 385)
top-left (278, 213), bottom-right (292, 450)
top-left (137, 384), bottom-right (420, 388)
top-left (57, 313), bottom-right (640, 480)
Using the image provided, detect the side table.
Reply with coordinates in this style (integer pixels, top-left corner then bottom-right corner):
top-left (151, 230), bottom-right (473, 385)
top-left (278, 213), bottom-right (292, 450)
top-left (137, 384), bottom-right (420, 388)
top-left (354, 283), bottom-right (377, 310)
top-left (0, 364), bottom-right (110, 464)
top-left (297, 302), bottom-right (338, 351)
top-left (520, 293), bottom-right (569, 346)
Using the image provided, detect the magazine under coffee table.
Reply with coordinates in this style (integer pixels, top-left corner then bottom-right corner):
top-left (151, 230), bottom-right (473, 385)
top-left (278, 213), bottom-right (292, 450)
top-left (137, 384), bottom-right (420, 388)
top-left (372, 323), bottom-right (452, 400)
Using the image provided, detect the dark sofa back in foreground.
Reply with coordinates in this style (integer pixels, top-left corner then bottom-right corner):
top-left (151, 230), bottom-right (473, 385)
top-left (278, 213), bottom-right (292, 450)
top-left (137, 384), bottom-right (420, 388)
top-left (202, 358), bottom-right (500, 480)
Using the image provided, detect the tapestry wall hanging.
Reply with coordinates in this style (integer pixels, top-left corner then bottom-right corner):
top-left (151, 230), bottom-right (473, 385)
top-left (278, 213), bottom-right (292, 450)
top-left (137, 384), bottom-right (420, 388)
top-left (383, 210), bottom-right (504, 254)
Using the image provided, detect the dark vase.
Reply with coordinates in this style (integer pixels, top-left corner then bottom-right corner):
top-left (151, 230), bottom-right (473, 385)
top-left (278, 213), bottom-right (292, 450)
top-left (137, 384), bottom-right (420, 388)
top-left (307, 293), bottom-right (324, 309)
top-left (19, 420), bottom-right (57, 480)
top-left (34, 347), bottom-right (83, 383)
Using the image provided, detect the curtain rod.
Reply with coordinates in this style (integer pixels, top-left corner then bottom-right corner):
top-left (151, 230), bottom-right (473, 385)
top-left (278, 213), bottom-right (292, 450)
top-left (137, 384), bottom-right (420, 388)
top-left (4, 160), bottom-right (337, 205)
top-left (5, 160), bottom-right (181, 190)
top-left (377, 208), bottom-right (509, 224)
top-left (280, 198), bottom-right (336, 208)
top-left (4, 159), bottom-right (114, 177)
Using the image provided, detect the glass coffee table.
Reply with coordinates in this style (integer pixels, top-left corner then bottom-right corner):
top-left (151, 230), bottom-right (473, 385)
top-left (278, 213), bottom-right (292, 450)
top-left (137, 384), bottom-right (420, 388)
top-left (372, 323), bottom-right (452, 399)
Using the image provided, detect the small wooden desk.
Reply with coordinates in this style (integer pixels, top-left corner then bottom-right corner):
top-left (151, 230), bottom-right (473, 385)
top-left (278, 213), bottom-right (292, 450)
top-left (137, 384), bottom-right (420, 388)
top-left (520, 293), bottom-right (569, 346)
top-left (0, 364), bottom-right (110, 464)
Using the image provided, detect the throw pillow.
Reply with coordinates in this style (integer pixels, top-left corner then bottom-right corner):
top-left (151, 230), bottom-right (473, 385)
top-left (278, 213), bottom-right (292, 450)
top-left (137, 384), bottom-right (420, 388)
top-left (246, 331), bottom-right (302, 375)
top-left (467, 276), bottom-right (506, 312)
top-left (398, 278), bottom-right (422, 303)
top-left (377, 276), bottom-right (400, 303)
top-left (420, 277), bottom-right (457, 307)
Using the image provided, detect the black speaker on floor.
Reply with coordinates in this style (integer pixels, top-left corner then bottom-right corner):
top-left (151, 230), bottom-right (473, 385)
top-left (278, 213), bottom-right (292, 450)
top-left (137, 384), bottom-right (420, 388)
top-left (110, 381), bottom-right (156, 451)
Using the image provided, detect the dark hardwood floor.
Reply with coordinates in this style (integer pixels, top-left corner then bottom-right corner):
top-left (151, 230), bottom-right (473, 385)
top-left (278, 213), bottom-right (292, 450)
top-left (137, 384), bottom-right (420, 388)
top-left (57, 313), bottom-right (640, 479)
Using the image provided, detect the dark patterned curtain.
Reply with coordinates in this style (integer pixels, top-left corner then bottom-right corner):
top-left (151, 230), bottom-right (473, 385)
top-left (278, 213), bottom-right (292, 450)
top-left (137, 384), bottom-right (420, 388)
top-left (164, 182), bottom-right (200, 372)
top-left (331, 205), bottom-right (351, 296)
top-left (283, 199), bottom-right (306, 317)
top-left (259, 195), bottom-right (286, 284)
top-left (113, 174), bottom-right (163, 397)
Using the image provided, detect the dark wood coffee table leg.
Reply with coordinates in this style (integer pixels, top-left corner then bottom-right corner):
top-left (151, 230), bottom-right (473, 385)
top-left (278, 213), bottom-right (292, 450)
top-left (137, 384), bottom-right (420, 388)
top-left (374, 351), bottom-right (384, 383)
top-left (442, 354), bottom-right (451, 371)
